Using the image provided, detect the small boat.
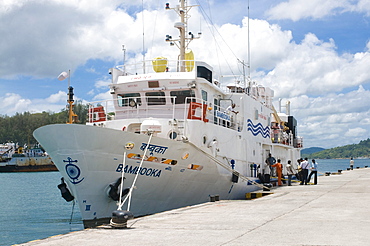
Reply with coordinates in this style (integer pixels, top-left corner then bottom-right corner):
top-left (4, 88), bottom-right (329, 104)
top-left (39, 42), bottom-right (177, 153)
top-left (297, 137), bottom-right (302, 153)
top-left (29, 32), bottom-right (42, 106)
top-left (34, 0), bottom-right (302, 228)
top-left (0, 143), bottom-right (57, 172)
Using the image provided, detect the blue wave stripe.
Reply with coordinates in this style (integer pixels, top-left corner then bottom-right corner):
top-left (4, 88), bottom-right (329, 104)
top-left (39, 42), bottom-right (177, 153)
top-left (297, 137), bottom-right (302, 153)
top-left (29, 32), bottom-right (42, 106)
top-left (247, 119), bottom-right (270, 138)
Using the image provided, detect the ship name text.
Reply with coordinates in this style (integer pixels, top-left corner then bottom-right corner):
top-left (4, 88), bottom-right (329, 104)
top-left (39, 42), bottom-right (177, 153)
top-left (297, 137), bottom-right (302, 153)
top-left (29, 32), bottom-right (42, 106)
top-left (140, 143), bottom-right (168, 155)
top-left (116, 164), bottom-right (162, 178)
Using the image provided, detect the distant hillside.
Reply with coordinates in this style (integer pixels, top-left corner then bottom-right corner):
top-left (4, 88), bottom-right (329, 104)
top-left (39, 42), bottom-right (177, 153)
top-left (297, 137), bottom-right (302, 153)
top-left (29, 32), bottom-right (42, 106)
top-left (301, 147), bottom-right (325, 158)
top-left (307, 139), bottom-right (370, 159)
top-left (0, 102), bottom-right (87, 146)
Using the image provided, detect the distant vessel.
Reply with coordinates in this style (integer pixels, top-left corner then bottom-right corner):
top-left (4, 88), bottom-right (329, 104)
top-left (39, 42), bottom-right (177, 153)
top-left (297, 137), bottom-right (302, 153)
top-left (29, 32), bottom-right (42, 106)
top-left (0, 143), bottom-right (57, 172)
top-left (34, 0), bottom-right (302, 228)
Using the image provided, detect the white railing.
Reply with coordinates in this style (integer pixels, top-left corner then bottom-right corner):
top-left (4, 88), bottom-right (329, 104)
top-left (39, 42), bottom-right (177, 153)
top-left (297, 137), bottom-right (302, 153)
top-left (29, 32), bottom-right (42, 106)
top-left (116, 59), bottom-right (197, 75)
top-left (87, 96), bottom-right (244, 133)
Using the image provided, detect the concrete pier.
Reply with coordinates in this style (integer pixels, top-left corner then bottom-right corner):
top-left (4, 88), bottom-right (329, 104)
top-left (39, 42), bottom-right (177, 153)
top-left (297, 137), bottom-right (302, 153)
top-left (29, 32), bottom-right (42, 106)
top-left (20, 168), bottom-right (370, 246)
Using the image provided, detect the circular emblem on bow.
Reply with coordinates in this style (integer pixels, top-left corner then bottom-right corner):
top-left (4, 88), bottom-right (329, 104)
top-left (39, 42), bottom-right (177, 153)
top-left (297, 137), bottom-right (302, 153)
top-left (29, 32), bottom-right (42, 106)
top-left (63, 157), bottom-right (84, 184)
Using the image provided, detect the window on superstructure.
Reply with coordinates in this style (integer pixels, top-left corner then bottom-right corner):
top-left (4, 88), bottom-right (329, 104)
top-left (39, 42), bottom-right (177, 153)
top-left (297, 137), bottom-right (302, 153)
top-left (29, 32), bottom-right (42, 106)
top-left (202, 90), bottom-right (208, 102)
top-left (197, 66), bottom-right (212, 83)
top-left (148, 81), bottom-right (160, 88)
top-left (170, 90), bottom-right (195, 104)
top-left (118, 93), bottom-right (142, 107)
top-left (145, 92), bottom-right (166, 105)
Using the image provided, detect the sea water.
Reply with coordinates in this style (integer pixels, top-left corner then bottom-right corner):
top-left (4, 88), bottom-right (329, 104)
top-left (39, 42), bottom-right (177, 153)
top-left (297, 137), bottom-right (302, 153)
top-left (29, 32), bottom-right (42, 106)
top-left (0, 172), bottom-right (83, 246)
top-left (1, 159), bottom-right (370, 245)
top-left (314, 158), bottom-right (370, 174)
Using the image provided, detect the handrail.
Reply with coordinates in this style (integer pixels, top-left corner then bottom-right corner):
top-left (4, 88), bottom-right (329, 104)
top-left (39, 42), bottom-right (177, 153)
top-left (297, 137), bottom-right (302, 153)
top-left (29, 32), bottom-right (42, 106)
top-left (87, 96), bottom-right (244, 133)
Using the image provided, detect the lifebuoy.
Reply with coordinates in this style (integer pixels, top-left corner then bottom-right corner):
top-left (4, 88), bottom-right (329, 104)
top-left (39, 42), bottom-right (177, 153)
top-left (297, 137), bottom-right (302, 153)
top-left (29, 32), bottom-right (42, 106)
top-left (187, 102), bottom-right (209, 122)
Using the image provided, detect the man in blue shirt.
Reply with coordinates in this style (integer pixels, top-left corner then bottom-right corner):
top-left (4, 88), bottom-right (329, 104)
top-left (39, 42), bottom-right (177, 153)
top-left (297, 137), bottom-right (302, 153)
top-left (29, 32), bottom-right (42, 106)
top-left (308, 159), bottom-right (318, 185)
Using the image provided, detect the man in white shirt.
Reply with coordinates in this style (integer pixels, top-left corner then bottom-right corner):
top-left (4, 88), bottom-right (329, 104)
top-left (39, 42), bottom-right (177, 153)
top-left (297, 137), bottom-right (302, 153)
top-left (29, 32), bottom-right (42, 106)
top-left (300, 158), bottom-right (310, 185)
top-left (286, 160), bottom-right (295, 186)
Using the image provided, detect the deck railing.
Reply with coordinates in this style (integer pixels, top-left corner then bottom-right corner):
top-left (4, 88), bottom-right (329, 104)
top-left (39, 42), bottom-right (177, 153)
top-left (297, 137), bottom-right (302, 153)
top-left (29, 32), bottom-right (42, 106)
top-left (87, 96), bottom-right (244, 132)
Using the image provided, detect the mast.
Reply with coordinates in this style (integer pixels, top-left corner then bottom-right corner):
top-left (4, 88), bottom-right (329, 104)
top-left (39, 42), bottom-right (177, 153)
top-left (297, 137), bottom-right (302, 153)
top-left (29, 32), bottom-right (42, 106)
top-left (165, 0), bottom-right (200, 72)
top-left (179, 0), bottom-right (186, 70)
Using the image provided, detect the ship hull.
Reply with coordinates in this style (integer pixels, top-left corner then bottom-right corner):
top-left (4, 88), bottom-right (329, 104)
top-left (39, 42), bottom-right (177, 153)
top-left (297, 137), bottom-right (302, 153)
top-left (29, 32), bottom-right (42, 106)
top-left (34, 124), bottom-right (260, 228)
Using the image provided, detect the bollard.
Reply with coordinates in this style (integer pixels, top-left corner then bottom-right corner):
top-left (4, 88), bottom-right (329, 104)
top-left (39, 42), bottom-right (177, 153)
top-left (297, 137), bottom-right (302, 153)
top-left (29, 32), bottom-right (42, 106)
top-left (356, 167), bottom-right (360, 169)
top-left (215, 194), bottom-right (220, 201)
top-left (325, 172), bottom-right (331, 176)
top-left (347, 168), bottom-right (351, 171)
top-left (111, 210), bottom-right (134, 229)
top-left (263, 183), bottom-right (272, 191)
top-left (210, 195), bottom-right (215, 202)
top-left (338, 170), bottom-right (342, 173)
top-left (365, 166), bottom-right (368, 168)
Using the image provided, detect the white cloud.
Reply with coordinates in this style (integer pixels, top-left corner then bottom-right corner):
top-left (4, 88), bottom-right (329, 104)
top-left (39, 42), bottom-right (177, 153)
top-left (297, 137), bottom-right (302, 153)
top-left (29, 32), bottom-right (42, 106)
top-left (266, 0), bottom-right (370, 21)
top-left (0, 93), bottom-right (65, 115)
top-left (95, 78), bottom-right (111, 89)
top-left (344, 127), bottom-right (367, 137)
top-left (354, 0), bottom-right (370, 15)
top-left (0, 0), bottom-right (166, 79)
top-left (286, 85), bottom-right (370, 148)
top-left (0, 93), bottom-right (32, 114)
top-left (45, 91), bottom-right (66, 104)
top-left (259, 33), bottom-right (370, 98)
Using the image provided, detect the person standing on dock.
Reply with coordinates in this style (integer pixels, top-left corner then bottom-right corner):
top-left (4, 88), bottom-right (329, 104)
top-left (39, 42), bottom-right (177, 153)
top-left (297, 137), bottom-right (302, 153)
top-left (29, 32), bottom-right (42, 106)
top-left (296, 159), bottom-right (302, 181)
top-left (263, 153), bottom-right (276, 183)
top-left (300, 158), bottom-right (310, 185)
top-left (262, 161), bottom-right (271, 183)
top-left (286, 160), bottom-right (294, 186)
top-left (350, 157), bottom-right (354, 170)
top-left (272, 159), bottom-right (283, 186)
top-left (308, 159), bottom-right (318, 185)
top-left (265, 153), bottom-right (276, 176)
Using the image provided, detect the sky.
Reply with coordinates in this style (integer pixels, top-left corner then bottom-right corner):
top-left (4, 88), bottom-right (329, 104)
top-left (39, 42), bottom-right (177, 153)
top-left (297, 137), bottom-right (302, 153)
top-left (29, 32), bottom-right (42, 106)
top-left (0, 0), bottom-right (370, 149)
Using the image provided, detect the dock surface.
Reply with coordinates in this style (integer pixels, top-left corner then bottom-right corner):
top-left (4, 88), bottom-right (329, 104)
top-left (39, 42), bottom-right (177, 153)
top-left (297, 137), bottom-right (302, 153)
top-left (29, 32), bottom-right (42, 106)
top-left (20, 168), bottom-right (370, 246)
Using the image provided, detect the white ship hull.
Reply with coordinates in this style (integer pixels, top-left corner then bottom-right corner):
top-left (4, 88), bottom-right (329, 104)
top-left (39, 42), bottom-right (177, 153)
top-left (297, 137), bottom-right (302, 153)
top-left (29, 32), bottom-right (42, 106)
top-left (34, 124), bottom-right (261, 227)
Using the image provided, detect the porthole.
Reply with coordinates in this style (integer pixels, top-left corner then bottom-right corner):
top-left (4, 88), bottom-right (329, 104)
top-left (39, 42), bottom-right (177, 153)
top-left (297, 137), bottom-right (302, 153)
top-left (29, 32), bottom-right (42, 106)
top-left (169, 131), bottom-right (178, 140)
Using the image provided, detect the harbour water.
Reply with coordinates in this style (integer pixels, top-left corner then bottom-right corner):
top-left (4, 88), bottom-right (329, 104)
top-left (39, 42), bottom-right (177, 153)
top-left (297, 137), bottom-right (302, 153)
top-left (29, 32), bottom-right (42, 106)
top-left (0, 172), bottom-right (83, 246)
top-left (314, 158), bottom-right (370, 173)
top-left (0, 158), bottom-right (369, 245)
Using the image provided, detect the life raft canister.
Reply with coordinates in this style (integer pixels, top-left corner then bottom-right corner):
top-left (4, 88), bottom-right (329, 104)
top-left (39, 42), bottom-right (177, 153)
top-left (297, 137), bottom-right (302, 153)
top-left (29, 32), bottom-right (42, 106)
top-left (187, 102), bottom-right (209, 122)
top-left (88, 106), bottom-right (106, 123)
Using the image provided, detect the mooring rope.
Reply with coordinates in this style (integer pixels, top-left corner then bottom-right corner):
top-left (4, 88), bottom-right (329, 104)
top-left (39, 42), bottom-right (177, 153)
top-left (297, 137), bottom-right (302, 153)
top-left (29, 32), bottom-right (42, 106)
top-left (118, 132), bottom-right (154, 211)
top-left (69, 200), bottom-right (75, 231)
top-left (117, 151), bottom-right (127, 211)
top-left (187, 141), bottom-right (268, 190)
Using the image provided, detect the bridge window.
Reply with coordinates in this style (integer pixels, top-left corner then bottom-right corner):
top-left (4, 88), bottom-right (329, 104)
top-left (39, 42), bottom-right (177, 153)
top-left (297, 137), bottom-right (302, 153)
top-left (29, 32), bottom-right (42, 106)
top-left (197, 66), bottom-right (212, 83)
top-left (118, 93), bottom-right (142, 107)
top-left (145, 92), bottom-right (166, 105)
top-left (170, 90), bottom-right (195, 104)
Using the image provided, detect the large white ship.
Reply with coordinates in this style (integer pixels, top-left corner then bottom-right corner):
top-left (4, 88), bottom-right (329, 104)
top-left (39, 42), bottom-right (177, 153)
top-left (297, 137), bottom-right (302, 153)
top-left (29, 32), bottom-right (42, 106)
top-left (34, 0), bottom-right (302, 228)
